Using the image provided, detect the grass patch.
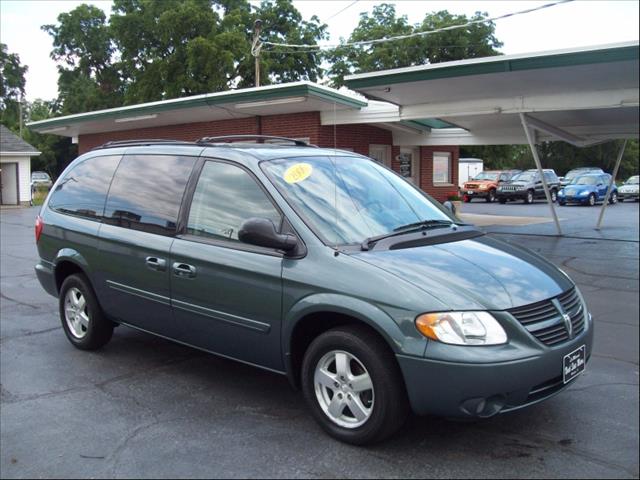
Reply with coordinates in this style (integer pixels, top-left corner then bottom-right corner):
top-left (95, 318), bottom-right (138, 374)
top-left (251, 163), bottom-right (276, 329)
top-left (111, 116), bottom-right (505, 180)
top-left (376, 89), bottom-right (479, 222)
top-left (31, 186), bottom-right (50, 206)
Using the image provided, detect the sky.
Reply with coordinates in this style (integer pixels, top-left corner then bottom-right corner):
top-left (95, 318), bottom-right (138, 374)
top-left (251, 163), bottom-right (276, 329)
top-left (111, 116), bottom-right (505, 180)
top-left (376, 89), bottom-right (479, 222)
top-left (1, 0), bottom-right (638, 101)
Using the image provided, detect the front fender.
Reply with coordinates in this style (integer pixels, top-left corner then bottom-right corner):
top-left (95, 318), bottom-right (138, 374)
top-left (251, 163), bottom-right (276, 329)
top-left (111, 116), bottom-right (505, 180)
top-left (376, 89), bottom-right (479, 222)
top-left (282, 293), bottom-right (427, 359)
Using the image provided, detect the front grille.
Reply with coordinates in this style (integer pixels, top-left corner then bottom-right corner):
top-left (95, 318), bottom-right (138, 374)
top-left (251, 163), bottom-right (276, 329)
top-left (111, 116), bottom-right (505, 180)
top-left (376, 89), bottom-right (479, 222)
top-left (501, 185), bottom-right (519, 192)
top-left (508, 288), bottom-right (586, 346)
top-left (466, 183), bottom-right (479, 189)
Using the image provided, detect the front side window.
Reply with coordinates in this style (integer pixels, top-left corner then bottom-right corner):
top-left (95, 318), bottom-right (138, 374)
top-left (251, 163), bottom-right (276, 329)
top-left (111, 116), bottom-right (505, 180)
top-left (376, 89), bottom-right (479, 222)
top-left (261, 156), bottom-right (453, 245)
top-left (433, 152), bottom-right (452, 184)
top-left (48, 155), bottom-right (121, 220)
top-left (104, 154), bottom-right (195, 235)
top-left (187, 161), bottom-right (281, 242)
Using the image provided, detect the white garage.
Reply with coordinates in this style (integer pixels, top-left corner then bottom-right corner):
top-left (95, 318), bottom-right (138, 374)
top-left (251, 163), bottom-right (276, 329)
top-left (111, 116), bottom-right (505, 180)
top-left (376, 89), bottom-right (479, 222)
top-left (0, 125), bottom-right (40, 206)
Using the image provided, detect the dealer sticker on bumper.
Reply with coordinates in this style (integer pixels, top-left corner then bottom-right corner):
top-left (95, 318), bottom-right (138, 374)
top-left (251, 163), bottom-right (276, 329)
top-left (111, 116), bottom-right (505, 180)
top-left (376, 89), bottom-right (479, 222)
top-left (563, 345), bottom-right (586, 384)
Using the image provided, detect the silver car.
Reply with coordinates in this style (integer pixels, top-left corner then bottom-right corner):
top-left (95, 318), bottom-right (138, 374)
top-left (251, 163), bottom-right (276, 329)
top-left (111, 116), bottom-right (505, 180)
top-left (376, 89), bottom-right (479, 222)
top-left (618, 175), bottom-right (639, 202)
top-left (31, 171), bottom-right (53, 190)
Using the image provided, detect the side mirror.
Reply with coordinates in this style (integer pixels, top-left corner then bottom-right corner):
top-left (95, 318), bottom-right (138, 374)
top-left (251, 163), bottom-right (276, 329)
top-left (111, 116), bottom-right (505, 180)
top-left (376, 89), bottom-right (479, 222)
top-left (238, 217), bottom-right (298, 252)
top-left (443, 201), bottom-right (457, 215)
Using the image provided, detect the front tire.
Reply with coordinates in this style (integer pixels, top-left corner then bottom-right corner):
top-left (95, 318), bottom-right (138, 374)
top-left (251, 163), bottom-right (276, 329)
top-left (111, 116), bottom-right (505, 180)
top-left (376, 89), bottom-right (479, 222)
top-left (301, 325), bottom-right (409, 445)
top-left (486, 189), bottom-right (496, 203)
top-left (524, 190), bottom-right (534, 204)
top-left (588, 193), bottom-right (596, 206)
top-left (498, 198), bottom-right (507, 204)
top-left (59, 274), bottom-right (113, 350)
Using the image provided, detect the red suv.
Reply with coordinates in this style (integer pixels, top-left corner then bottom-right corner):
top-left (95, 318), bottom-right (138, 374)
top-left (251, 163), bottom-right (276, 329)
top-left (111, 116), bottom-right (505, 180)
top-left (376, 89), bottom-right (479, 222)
top-left (463, 170), bottom-right (521, 203)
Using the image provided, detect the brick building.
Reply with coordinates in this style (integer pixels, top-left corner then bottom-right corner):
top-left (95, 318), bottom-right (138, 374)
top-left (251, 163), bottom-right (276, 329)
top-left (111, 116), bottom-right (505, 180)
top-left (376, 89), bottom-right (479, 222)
top-left (28, 82), bottom-right (460, 201)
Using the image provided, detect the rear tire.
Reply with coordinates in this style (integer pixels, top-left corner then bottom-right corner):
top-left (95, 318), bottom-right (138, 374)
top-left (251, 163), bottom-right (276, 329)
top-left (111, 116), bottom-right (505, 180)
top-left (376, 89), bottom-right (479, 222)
top-left (550, 189), bottom-right (558, 203)
top-left (301, 325), bottom-right (409, 445)
top-left (609, 192), bottom-right (618, 204)
top-left (59, 274), bottom-right (113, 350)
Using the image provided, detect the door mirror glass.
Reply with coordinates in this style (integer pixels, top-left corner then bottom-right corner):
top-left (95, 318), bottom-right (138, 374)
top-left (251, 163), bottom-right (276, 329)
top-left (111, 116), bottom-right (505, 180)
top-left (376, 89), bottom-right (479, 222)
top-left (239, 217), bottom-right (297, 251)
top-left (442, 201), bottom-right (457, 215)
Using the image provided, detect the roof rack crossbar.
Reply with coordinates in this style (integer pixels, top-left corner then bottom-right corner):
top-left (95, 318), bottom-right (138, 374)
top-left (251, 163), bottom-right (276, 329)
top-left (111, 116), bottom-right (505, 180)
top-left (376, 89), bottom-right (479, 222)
top-left (91, 139), bottom-right (197, 151)
top-left (197, 135), bottom-right (314, 147)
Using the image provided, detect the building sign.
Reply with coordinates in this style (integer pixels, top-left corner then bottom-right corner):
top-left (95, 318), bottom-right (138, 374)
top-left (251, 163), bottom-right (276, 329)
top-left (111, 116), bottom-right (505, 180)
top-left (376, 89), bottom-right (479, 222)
top-left (397, 153), bottom-right (412, 178)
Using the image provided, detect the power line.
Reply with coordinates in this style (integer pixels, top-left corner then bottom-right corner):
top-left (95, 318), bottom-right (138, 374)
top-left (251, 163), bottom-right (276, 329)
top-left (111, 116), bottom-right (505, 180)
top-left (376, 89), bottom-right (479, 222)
top-left (262, 0), bottom-right (574, 50)
top-left (323, 0), bottom-right (360, 23)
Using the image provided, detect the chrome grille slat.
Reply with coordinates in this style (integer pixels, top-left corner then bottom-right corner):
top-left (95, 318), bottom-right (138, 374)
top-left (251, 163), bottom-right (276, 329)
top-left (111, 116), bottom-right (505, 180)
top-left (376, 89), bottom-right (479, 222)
top-left (508, 288), bottom-right (584, 347)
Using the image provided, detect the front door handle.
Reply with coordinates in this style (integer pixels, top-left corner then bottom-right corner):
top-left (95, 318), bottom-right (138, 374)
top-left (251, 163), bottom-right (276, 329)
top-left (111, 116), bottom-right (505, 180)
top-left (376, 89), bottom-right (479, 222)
top-left (172, 262), bottom-right (197, 278)
top-left (145, 256), bottom-right (167, 271)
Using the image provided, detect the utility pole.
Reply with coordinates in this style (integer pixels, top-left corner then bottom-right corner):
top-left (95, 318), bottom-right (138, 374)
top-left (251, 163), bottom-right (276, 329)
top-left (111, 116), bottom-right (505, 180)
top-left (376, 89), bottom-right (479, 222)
top-left (252, 19), bottom-right (263, 88)
top-left (19, 94), bottom-right (23, 138)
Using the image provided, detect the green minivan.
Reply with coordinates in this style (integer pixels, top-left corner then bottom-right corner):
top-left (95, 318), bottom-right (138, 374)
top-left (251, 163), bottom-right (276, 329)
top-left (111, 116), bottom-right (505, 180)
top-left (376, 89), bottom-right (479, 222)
top-left (35, 137), bottom-right (593, 445)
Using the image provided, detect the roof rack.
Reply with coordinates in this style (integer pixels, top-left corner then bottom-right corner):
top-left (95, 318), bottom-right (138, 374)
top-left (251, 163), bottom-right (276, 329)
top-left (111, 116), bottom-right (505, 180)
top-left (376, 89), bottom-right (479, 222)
top-left (196, 135), bottom-right (315, 147)
top-left (91, 139), bottom-right (197, 151)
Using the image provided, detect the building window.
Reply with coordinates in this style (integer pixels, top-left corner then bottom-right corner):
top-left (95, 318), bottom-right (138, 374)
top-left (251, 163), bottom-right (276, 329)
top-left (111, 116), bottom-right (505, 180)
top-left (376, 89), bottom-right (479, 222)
top-left (433, 152), bottom-right (452, 185)
top-left (369, 145), bottom-right (391, 167)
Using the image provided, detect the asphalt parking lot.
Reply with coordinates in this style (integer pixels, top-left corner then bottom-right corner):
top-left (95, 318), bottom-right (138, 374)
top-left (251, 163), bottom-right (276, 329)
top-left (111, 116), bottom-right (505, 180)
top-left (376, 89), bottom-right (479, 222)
top-left (1, 204), bottom-right (638, 479)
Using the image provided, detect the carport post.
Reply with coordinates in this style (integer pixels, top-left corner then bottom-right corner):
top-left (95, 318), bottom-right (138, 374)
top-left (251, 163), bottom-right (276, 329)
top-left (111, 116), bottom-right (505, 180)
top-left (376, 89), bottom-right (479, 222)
top-left (596, 140), bottom-right (627, 230)
top-left (519, 113), bottom-right (562, 235)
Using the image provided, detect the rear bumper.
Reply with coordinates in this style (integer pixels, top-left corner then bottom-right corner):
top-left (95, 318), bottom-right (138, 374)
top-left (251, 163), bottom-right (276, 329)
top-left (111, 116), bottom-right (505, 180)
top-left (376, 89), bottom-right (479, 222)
top-left (35, 260), bottom-right (58, 297)
top-left (397, 315), bottom-right (594, 418)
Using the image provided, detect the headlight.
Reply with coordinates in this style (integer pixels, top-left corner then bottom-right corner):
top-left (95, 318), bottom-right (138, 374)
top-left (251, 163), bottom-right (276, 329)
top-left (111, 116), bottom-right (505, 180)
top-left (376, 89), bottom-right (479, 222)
top-left (580, 190), bottom-right (589, 196)
top-left (479, 184), bottom-right (488, 190)
top-left (415, 311), bottom-right (507, 346)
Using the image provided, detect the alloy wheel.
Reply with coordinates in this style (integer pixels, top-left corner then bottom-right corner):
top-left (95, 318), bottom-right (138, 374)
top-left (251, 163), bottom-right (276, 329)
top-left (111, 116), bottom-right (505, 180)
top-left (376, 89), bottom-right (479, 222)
top-left (314, 350), bottom-right (374, 429)
top-left (64, 287), bottom-right (90, 339)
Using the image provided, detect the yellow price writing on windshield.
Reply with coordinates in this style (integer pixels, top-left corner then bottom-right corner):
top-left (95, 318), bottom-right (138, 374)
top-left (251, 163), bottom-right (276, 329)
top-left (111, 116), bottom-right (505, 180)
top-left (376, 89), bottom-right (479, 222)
top-left (284, 163), bottom-right (313, 184)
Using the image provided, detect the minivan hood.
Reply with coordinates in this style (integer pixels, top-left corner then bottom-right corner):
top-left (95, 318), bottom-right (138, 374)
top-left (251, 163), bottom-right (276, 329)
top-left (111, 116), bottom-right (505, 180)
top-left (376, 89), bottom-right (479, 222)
top-left (350, 236), bottom-right (572, 310)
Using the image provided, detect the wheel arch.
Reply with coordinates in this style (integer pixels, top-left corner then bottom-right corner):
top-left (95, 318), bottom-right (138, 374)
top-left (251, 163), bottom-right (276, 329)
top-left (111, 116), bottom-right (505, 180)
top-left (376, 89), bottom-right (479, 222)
top-left (53, 249), bottom-right (91, 294)
top-left (282, 294), bottom-right (418, 389)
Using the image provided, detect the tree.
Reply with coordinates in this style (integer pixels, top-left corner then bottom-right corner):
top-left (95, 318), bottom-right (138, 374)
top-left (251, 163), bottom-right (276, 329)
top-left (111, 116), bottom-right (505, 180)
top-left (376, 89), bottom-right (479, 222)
top-left (42, 4), bottom-right (123, 114)
top-left (23, 99), bottom-right (77, 177)
top-left (327, 4), bottom-right (502, 86)
top-left (108, 0), bottom-right (327, 102)
top-left (0, 43), bottom-right (28, 130)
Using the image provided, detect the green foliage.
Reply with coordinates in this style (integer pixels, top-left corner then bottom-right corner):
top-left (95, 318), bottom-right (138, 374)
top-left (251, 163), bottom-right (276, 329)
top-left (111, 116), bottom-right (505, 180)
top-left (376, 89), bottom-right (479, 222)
top-left (461, 140), bottom-right (639, 180)
top-left (327, 4), bottom-right (502, 86)
top-left (0, 43), bottom-right (28, 130)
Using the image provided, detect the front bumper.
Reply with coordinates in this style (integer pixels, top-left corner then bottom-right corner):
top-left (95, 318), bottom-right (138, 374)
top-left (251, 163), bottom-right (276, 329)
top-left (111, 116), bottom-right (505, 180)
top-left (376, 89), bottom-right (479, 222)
top-left (620, 191), bottom-right (639, 200)
top-left (397, 310), bottom-right (594, 418)
top-left (497, 190), bottom-right (527, 200)
top-left (559, 194), bottom-right (590, 204)
top-left (464, 190), bottom-right (490, 199)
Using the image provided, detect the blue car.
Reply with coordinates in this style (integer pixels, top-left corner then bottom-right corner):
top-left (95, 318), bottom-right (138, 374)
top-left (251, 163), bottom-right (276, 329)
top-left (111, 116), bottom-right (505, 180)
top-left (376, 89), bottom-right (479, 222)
top-left (558, 173), bottom-right (618, 206)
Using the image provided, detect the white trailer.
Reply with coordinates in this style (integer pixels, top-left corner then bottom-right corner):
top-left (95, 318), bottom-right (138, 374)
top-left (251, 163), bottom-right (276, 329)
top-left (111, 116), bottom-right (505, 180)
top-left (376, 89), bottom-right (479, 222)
top-left (458, 158), bottom-right (483, 187)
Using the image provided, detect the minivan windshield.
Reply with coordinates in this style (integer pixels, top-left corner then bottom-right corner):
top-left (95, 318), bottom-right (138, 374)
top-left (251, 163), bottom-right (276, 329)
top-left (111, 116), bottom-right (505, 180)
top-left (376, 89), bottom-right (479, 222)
top-left (473, 172), bottom-right (499, 181)
top-left (261, 156), bottom-right (455, 245)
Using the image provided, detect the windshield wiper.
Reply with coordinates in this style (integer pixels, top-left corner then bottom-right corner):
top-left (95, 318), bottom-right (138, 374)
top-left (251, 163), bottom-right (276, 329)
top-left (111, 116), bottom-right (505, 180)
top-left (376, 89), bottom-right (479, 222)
top-left (392, 219), bottom-right (456, 232)
top-left (361, 220), bottom-right (461, 251)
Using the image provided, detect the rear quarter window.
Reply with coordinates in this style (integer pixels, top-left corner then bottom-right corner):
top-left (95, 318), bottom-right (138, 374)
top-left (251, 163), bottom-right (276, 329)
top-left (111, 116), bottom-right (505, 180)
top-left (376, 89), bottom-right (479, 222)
top-left (48, 155), bottom-right (121, 220)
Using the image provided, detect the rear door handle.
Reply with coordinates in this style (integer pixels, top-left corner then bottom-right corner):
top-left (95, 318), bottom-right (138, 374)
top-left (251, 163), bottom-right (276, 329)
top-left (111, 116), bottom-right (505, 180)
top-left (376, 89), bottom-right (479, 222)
top-left (172, 262), bottom-right (197, 278)
top-left (145, 256), bottom-right (167, 271)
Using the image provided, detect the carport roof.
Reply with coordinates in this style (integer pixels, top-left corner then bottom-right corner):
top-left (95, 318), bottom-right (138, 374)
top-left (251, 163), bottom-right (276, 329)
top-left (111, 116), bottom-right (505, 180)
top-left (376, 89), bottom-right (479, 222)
top-left (343, 41), bottom-right (640, 146)
top-left (26, 81), bottom-right (368, 138)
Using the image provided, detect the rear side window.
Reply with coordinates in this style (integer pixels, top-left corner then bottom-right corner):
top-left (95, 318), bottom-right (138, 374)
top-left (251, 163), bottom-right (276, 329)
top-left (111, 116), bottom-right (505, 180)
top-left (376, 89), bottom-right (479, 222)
top-left (186, 161), bottom-right (281, 243)
top-left (104, 154), bottom-right (196, 236)
top-left (48, 155), bottom-right (121, 220)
